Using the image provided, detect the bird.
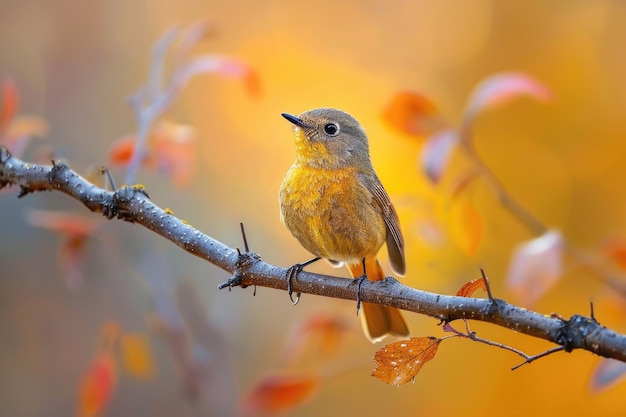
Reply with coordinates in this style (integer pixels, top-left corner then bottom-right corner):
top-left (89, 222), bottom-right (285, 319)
top-left (279, 108), bottom-right (409, 342)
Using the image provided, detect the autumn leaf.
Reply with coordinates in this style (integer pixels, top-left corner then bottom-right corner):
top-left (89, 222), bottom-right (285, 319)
top-left (602, 237), bottom-right (626, 271)
top-left (371, 337), bottom-right (441, 386)
top-left (151, 122), bottom-right (196, 187)
top-left (0, 76), bottom-right (48, 160)
top-left (109, 121), bottom-right (196, 187)
top-left (382, 91), bottom-right (445, 137)
top-left (76, 322), bottom-right (120, 417)
top-left (462, 72), bottom-right (552, 133)
top-left (468, 72), bottom-right (551, 110)
top-left (448, 197), bottom-right (483, 256)
top-left (589, 358), bottom-right (626, 393)
top-left (120, 333), bottom-right (156, 380)
top-left (77, 352), bottom-right (117, 417)
top-left (506, 229), bottom-right (564, 306)
top-left (26, 209), bottom-right (100, 290)
top-left (421, 129), bottom-right (459, 182)
top-left (0, 76), bottom-right (19, 133)
top-left (240, 373), bottom-right (321, 415)
top-left (281, 313), bottom-right (353, 366)
top-left (456, 278), bottom-right (487, 297)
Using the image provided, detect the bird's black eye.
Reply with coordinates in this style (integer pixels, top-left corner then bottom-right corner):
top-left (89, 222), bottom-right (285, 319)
top-left (323, 123), bottom-right (339, 136)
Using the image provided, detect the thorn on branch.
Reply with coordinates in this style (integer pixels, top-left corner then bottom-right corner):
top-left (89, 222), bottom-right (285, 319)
top-left (217, 251), bottom-right (261, 291)
top-left (100, 166), bottom-right (117, 191)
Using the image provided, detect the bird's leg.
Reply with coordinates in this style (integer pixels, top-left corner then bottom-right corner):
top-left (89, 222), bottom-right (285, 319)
top-left (354, 258), bottom-right (368, 316)
top-left (285, 257), bottom-right (320, 305)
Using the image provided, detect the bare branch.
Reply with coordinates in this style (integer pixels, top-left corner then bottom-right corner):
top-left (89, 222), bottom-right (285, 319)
top-left (2, 146), bottom-right (626, 363)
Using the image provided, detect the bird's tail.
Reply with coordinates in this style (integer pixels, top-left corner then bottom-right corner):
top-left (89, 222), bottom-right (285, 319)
top-left (347, 257), bottom-right (409, 343)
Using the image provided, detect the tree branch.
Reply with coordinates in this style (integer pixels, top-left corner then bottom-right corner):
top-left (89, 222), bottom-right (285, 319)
top-left (2, 146), bottom-right (626, 363)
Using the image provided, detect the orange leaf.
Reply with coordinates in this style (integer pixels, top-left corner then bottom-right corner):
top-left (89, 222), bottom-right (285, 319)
top-left (602, 237), bottom-right (626, 271)
top-left (26, 209), bottom-right (99, 237)
top-left (120, 333), bottom-right (156, 380)
top-left (108, 135), bottom-right (137, 166)
top-left (0, 76), bottom-right (19, 133)
top-left (282, 313), bottom-right (352, 365)
top-left (371, 337), bottom-right (441, 386)
top-left (456, 278), bottom-right (487, 297)
top-left (152, 121), bottom-right (197, 187)
top-left (448, 198), bottom-right (483, 256)
top-left (4, 115), bottom-right (48, 140)
top-left (240, 373), bottom-right (320, 415)
top-left (77, 352), bottom-right (117, 417)
top-left (382, 91), bottom-right (444, 137)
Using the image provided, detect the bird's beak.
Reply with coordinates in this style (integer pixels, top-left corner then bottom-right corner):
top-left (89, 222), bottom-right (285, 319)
top-left (282, 113), bottom-right (310, 129)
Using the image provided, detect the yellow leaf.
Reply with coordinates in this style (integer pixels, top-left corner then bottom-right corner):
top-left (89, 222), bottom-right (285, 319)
top-left (120, 333), bottom-right (156, 379)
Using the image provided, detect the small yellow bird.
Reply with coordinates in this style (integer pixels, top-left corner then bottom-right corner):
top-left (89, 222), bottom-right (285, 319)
top-left (279, 108), bottom-right (409, 342)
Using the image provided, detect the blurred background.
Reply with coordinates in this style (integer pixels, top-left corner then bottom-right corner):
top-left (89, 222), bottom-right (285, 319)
top-left (2, 0), bottom-right (626, 416)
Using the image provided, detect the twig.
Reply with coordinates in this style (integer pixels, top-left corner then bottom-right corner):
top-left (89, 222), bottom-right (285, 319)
top-left (458, 135), bottom-right (626, 297)
top-left (2, 148), bottom-right (626, 363)
top-left (444, 320), bottom-right (566, 370)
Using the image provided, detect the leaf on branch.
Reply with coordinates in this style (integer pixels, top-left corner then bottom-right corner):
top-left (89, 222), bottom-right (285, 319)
top-left (456, 278), bottom-right (487, 297)
top-left (506, 229), bottom-right (564, 306)
top-left (26, 209), bottom-right (100, 290)
top-left (382, 91), bottom-right (446, 137)
top-left (174, 55), bottom-right (262, 99)
top-left (240, 373), bottom-right (321, 415)
top-left (120, 333), bottom-right (156, 380)
top-left (371, 337), bottom-right (442, 386)
top-left (462, 72), bottom-right (552, 132)
top-left (421, 129), bottom-right (459, 182)
top-left (589, 358), bottom-right (626, 393)
top-left (109, 121), bottom-right (197, 187)
top-left (0, 76), bottom-right (48, 160)
top-left (280, 313), bottom-right (354, 366)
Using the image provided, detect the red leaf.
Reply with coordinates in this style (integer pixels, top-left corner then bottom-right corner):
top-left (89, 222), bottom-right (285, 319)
top-left (589, 358), bottom-right (626, 393)
top-left (506, 230), bottom-right (564, 306)
top-left (421, 129), bottom-right (458, 182)
top-left (77, 352), bottom-right (117, 417)
top-left (456, 278), bottom-right (487, 297)
top-left (240, 373), bottom-right (321, 415)
top-left (0, 76), bottom-right (19, 133)
top-left (77, 322), bottom-right (120, 417)
top-left (382, 91), bottom-right (445, 137)
top-left (371, 337), bottom-right (441, 386)
top-left (462, 72), bottom-right (551, 134)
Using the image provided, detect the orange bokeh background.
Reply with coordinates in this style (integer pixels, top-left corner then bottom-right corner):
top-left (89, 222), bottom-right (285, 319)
top-left (2, 1), bottom-right (626, 416)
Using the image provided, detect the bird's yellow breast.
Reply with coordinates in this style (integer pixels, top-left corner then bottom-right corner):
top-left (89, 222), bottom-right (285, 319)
top-left (279, 162), bottom-right (386, 263)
